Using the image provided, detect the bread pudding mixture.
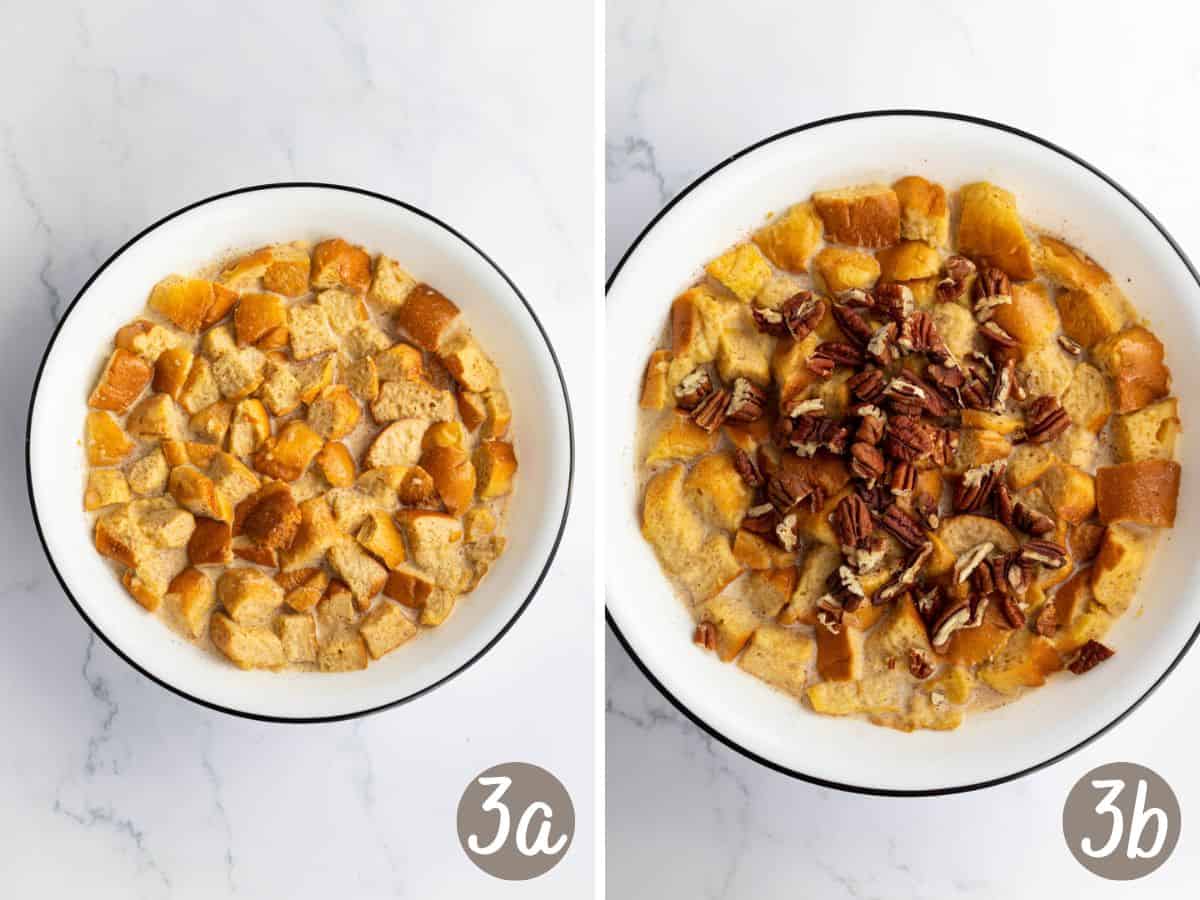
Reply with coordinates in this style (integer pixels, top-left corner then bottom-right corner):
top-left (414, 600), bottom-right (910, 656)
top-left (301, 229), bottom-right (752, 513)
top-left (636, 178), bottom-right (1181, 730)
top-left (84, 238), bottom-right (517, 672)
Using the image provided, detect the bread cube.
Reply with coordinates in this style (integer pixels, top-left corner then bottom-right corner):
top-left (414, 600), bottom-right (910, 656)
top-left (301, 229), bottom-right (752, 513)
top-left (420, 445), bottom-right (476, 515)
top-left (368, 255), bottom-right (417, 311)
top-left (1112, 398), bottom-right (1180, 462)
top-left (310, 441), bottom-right (353, 488)
top-left (288, 304), bottom-right (340, 360)
top-left (273, 613), bottom-right (317, 663)
top-left (187, 517), bottom-right (232, 565)
top-left (85, 411), bottom-right (134, 465)
top-left (132, 497), bottom-right (196, 549)
top-left (864, 595), bottom-right (933, 674)
top-left (311, 238), bottom-right (371, 292)
top-left (1060, 363), bottom-right (1113, 433)
top-left (362, 419), bottom-right (424, 470)
top-left (232, 294), bottom-right (284, 349)
top-left (148, 276), bottom-right (216, 332)
top-left (683, 452), bottom-right (751, 532)
top-left (115, 320), bottom-right (180, 364)
top-left (151, 346), bottom-right (193, 400)
top-left (395, 284), bottom-right (462, 351)
top-left (184, 441), bottom-right (219, 468)
top-left (253, 421), bottom-right (324, 481)
top-left (125, 394), bottom-right (180, 442)
top-left (667, 287), bottom-right (729, 384)
top-left (219, 243), bottom-right (308, 296)
top-left (342, 320), bottom-right (392, 361)
top-left (355, 465), bottom-right (435, 507)
top-left (396, 510), bottom-right (468, 591)
top-left (1039, 464), bottom-right (1096, 524)
top-left (212, 346), bottom-right (266, 400)
top-left (955, 182), bottom-right (1035, 279)
top-left (474, 440), bottom-right (518, 499)
top-left (169, 465), bottom-right (231, 522)
top-left (737, 625), bottom-right (813, 696)
top-left (876, 241), bottom-right (941, 282)
top-left (344, 355), bottom-right (380, 406)
top-left (217, 567), bottom-right (284, 626)
top-left (806, 679), bottom-right (863, 716)
top-left (777, 544), bottom-right (840, 625)
top-left (438, 334), bottom-right (498, 394)
top-left (384, 566), bottom-right (436, 608)
top-left (811, 184), bottom-right (900, 248)
top-left (1093, 326), bottom-right (1171, 413)
top-left (1053, 567), bottom-right (1094, 628)
top-left (127, 448), bottom-right (169, 496)
top-left (370, 378), bottom-right (456, 424)
top-left (741, 568), bottom-right (796, 618)
top-left (893, 175), bottom-right (949, 246)
top-left (228, 398), bottom-right (270, 458)
top-left (480, 389), bottom-right (512, 439)
top-left (731, 530), bottom-right (797, 571)
top-left (208, 452), bottom-right (261, 509)
top-left (705, 243), bottom-right (773, 302)
top-left (1018, 343), bottom-right (1075, 399)
top-left (1038, 235), bottom-right (1111, 291)
top-left (374, 343), bottom-right (425, 382)
top-left (89, 348), bottom-right (152, 413)
top-left (176, 356), bottom-right (220, 416)
top-left (641, 465), bottom-right (704, 575)
top-left (1056, 288), bottom-right (1126, 350)
top-left (1090, 524), bottom-right (1150, 615)
top-left (989, 281), bottom-right (1059, 349)
top-left (1055, 607), bottom-right (1115, 655)
top-left (643, 412), bottom-right (718, 466)
top-left (715, 305), bottom-right (774, 385)
top-left (978, 630), bottom-right (1063, 695)
top-left (930, 302), bottom-right (980, 361)
top-left (928, 514), bottom-right (1018, 575)
top-left (211, 612), bottom-right (285, 669)
top-left (415, 588), bottom-right (455, 626)
top-left (306, 385), bottom-right (361, 440)
top-left (328, 542), bottom-right (388, 609)
top-left (816, 617), bottom-right (864, 682)
top-left (313, 289), bottom-right (367, 336)
top-left (359, 602), bottom-right (417, 659)
top-left (356, 509), bottom-right (406, 569)
top-left (1095, 459), bottom-right (1180, 527)
top-left (122, 564), bottom-right (168, 611)
top-left (165, 567), bottom-right (216, 638)
top-left (950, 428), bottom-right (1011, 475)
top-left (190, 400), bottom-right (233, 444)
top-left (812, 246), bottom-right (880, 293)
top-left (698, 593), bottom-right (759, 661)
top-left (94, 506), bottom-right (142, 567)
top-left (84, 469), bottom-right (131, 510)
top-left (751, 202), bottom-right (823, 272)
top-left (235, 484), bottom-right (298, 552)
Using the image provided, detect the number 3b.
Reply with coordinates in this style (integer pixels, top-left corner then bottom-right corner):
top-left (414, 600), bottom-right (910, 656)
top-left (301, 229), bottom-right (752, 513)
top-left (1082, 778), bottom-right (1169, 860)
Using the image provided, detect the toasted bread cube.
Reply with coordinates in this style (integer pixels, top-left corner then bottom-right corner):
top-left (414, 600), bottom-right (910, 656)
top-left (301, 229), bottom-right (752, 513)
top-left (199, 324), bottom-right (236, 362)
top-left (94, 506), bottom-right (142, 567)
top-left (310, 238), bottom-right (371, 292)
top-left (115, 320), bottom-right (180, 364)
top-left (979, 630), bottom-right (1063, 695)
top-left (84, 469), bottom-right (131, 511)
top-left (274, 613), bottom-right (317, 663)
top-left (204, 282), bottom-right (240, 329)
top-left (1096, 459), bottom-right (1180, 527)
top-left (1091, 524), bottom-right (1150, 615)
top-left (955, 182), bottom-right (1035, 279)
top-left (1057, 288), bottom-right (1127, 350)
top-left (811, 184), bottom-right (900, 248)
top-left (277, 568), bottom-right (328, 613)
top-left (1093, 326), bottom-right (1171, 413)
top-left (698, 593), bottom-right (759, 662)
top-left (185, 441), bottom-right (219, 468)
top-left (1006, 442), bottom-right (1057, 490)
top-left (208, 451), bottom-right (261, 508)
top-left (306, 385), bottom-right (361, 440)
top-left (211, 612), bottom-right (285, 669)
top-left (930, 301), bottom-right (980, 361)
top-left (419, 588), bottom-right (457, 626)
top-left (738, 625), bottom-right (813, 696)
top-left (481, 389), bottom-right (512, 439)
top-left (440, 332), bottom-right (499, 393)
top-left (384, 566), bottom-right (436, 608)
top-left (754, 272), bottom-right (807, 309)
top-left (131, 497), bottom-right (196, 549)
top-left (212, 347), bottom-right (266, 401)
top-left (643, 412), bottom-right (718, 466)
top-left (217, 567), bottom-right (284, 627)
top-left (187, 517), bottom-right (232, 565)
top-left (178, 356), bottom-right (221, 415)
top-left (317, 630), bottom-right (369, 671)
top-left (683, 452), bottom-right (751, 532)
top-left (85, 411), bottom-right (134, 465)
top-left (237, 482), bottom-right (300, 550)
top-left (423, 421), bottom-right (465, 451)
top-left (344, 355), bottom-right (380, 404)
top-left (368, 255), bottom-right (417, 311)
top-left (892, 175), bottom-right (949, 246)
top-left (360, 421), bottom-right (423, 473)
top-left (812, 246), bottom-right (880, 293)
top-left (641, 465), bottom-right (705, 575)
top-left (864, 595), bottom-right (932, 674)
top-left (731, 529), bottom-right (797, 571)
top-left (681, 535), bottom-right (742, 604)
top-left (1018, 343), bottom-right (1076, 400)
top-left (253, 421), bottom-right (324, 482)
top-left (220, 244), bottom-right (306, 294)
top-left (396, 509), bottom-right (468, 590)
top-left (951, 429), bottom-right (1011, 475)
top-left (169, 465), bottom-right (232, 522)
top-left (805, 679), bottom-right (863, 716)
top-left (148, 276), bottom-right (216, 332)
top-left (345, 321), bottom-right (394, 362)
top-left (370, 378), bottom-right (456, 424)
top-left (127, 393), bottom-right (182, 440)
top-left (329, 485), bottom-right (383, 533)
top-left (420, 445), bottom-right (476, 515)
top-left (356, 509), bottom-right (406, 569)
top-left (328, 542), bottom-right (387, 609)
top-left (232, 293), bottom-right (286, 349)
top-left (1053, 567), bottom-right (1094, 628)
top-left (750, 202), bottom-right (823, 272)
top-left (989, 281), bottom-right (1059, 349)
top-left (666, 287), bottom-right (729, 386)
top-left (356, 465), bottom-right (435, 507)
top-left (165, 567), bottom-right (216, 638)
top-left (1112, 398), bottom-right (1180, 462)
top-left (257, 357), bottom-right (302, 417)
top-left (715, 307), bottom-right (773, 386)
top-left (396, 284), bottom-right (462, 351)
top-left (1060, 363), bottom-right (1113, 434)
top-left (463, 506), bottom-right (497, 543)
top-left (152, 346), bottom-right (193, 400)
top-left (358, 602), bottom-right (417, 658)
top-left (816, 617), bottom-right (864, 681)
top-left (705, 243), bottom-right (772, 302)
top-left (876, 241), bottom-right (941, 282)
top-left (315, 579), bottom-right (356, 630)
top-left (190, 400), bottom-right (233, 444)
top-left (89, 348), bottom-right (152, 413)
top-left (1038, 235), bottom-right (1112, 291)
top-left (315, 441), bottom-right (356, 487)
top-left (741, 568), bottom-right (797, 618)
top-left (1039, 464), bottom-right (1096, 524)
top-left (123, 563), bottom-right (171, 611)
top-left (127, 448), bottom-right (168, 496)
top-left (227, 398), bottom-right (269, 458)
top-left (287, 304), bottom-right (340, 360)
top-left (315, 288), bottom-right (368, 335)
top-left (474, 441), bottom-right (518, 500)
top-left (374, 343), bottom-right (425, 382)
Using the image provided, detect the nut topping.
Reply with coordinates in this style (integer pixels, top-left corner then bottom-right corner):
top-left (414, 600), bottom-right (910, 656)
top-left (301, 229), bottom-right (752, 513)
top-left (876, 503), bottom-right (928, 550)
top-left (725, 377), bottom-right (767, 423)
top-left (847, 367), bottom-right (886, 402)
top-left (1024, 395), bottom-right (1071, 444)
top-left (872, 283), bottom-right (914, 322)
top-left (813, 341), bottom-right (865, 368)
top-left (826, 564), bottom-right (867, 611)
top-left (994, 480), bottom-right (1014, 527)
top-left (767, 472), bottom-right (817, 513)
top-left (973, 266), bottom-right (1012, 320)
top-left (1068, 639), bottom-right (1115, 674)
top-left (854, 405), bottom-right (886, 444)
top-left (1018, 539), bottom-right (1069, 569)
top-left (849, 441), bottom-right (886, 484)
top-left (775, 513), bottom-right (800, 551)
top-left (908, 649), bottom-right (934, 680)
top-left (866, 323), bottom-right (898, 366)
top-left (954, 460), bottom-right (1006, 513)
top-left (1033, 601), bottom-right (1058, 636)
top-left (990, 358), bottom-right (1015, 412)
top-left (979, 320), bottom-right (1018, 347)
top-left (780, 293), bottom-right (826, 340)
top-left (732, 448), bottom-right (765, 488)
top-left (997, 594), bottom-right (1025, 629)
top-left (742, 503), bottom-right (779, 535)
top-left (931, 602), bottom-right (972, 652)
top-left (875, 542), bottom-right (932, 606)
top-left (831, 303), bottom-right (875, 347)
top-left (954, 541), bottom-right (994, 584)
top-left (1013, 502), bottom-right (1055, 536)
top-left (833, 493), bottom-right (875, 551)
top-left (674, 367), bottom-right (713, 410)
top-left (914, 492), bottom-right (941, 529)
top-left (693, 621), bottom-right (717, 651)
top-left (689, 388), bottom-right (729, 432)
top-left (888, 460), bottom-right (917, 497)
top-left (1057, 334), bottom-right (1083, 357)
top-left (883, 415), bottom-right (933, 463)
top-left (936, 255), bottom-right (976, 302)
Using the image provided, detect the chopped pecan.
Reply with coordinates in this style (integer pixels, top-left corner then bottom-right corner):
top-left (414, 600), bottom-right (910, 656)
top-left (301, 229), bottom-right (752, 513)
top-left (751, 304), bottom-right (789, 337)
top-left (833, 493), bottom-right (875, 551)
top-left (1068, 639), bottom-right (1115, 674)
top-left (897, 311), bottom-right (951, 363)
top-left (872, 283), bottom-right (915, 322)
top-left (674, 367), bottom-right (713, 410)
top-left (815, 596), bottom-right (845, 634)
top-left (855, 481), bottom-right (891, 513)
top-left (1033, 601), bottom-right (1058, 637)
top-left (1014, 502), bottom-right (1055, 536)
top-left (990, 358), bottom-right (1015, 412)
top-left (931, 601), bottom-right (972, 652)
top-left (876, 503), bottom-right (927, 549)
top-left (732, 448), bottom-right (764, 489)
top-left (789, 414), bottom-right (849, 457)
top-left (908, 649), bottom-right (934, 680)
top-left (1005, 553), bottom-right (1031, 596)
top-left (848, 442), bottom-right (885, 484)
top-left (781, 293), bottom-right (826, 341)
top-left (1057, 334), bottom-right (1083, 357)
top-left (927, 363), bottom-right (965, 391)
top-left (973, 266), bottom-right (1012, 320)
top-left (775, 512), bottom-right (800, 551)
top-left (954, 460), bottom-right (1006, 513)
top-left (954, 541), bottom-right (994, 585)
top-left (875, 542), bottom-right (932, 606)
top-left (826, 565), bottom-right (867, 611)
top-left (1019, 539), bottom-right (1069, 569)
top-left (847, 367), bottom-right (887, 402)
top-left (915, 586), bottom-right (943, 623)
top-left (767, 472), bottom-right (814, 513)
top-left (1025, 395), bottom-right (1071, 444)
top-left (725, 378), bottom-right (767, 423)
top-left (928, 426), bottom-right (960, 468)
top-left (883, 415), bottom-right (933, 462)
top-left (936, 255), bottom-right (976, 302)
top-left (979, 320), bottom-right (1018, 348)
top-left (689, 388), bottom-right (729, 432)
top-left (693, 622), bottom-right (717, 651)
top-left (814, 341), bottom-right (864, 367)
top-left (914, 491), bottom-right (941, 529)
top-left (845, 534), bottom-right (887, 575)
top-left (961, 375), bottom-right (992, 411)
top-left (854, 405), bottom-right (886, 444)
top-left (998, 594), bottom-right (1025, 629)
top-left (889, 461), bottom-right (917, 497)
top-left (866, 322), bottom-right (898, 366)
top-left (831, 303), bottom-right (875, 347)
top-left (742, 503), bottom-right (779, 535)
top-left (806, 354), bottom-right (835, 378)
top-left (783, 397), bottom-right (825, 418)
top-left (995, 480), bottom-right (1014, 527)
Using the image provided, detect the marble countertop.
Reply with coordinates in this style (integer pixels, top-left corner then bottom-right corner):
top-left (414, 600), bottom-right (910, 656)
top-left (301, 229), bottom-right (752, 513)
top-left (0, 2), bottom-right (594, 897)
top-left (607, 1), bottom-right (1200, 897)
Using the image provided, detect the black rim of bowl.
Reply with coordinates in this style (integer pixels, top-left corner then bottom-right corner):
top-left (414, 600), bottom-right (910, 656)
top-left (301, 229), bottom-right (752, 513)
top-left (605, 108), bottom-right (1200, 796)
top-left (26, 181), bottom-right (575, 724)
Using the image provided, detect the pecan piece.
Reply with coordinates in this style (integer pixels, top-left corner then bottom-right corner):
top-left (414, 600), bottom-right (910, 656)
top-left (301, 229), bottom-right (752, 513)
top-left (995, 480), bottom-right (1014, 527)
top-left (953, 541), bottom-right (994, 585)
top-left (855, 481), bottom-right (891, 513)
top-left (751, 304), bottom-right (789, 337)
top-left (693, 622), bottom-right (717, 651)
top-left (1068, 639), bottom-right (1115, 674)
top-left (789, 414), bottom-right (849, 457)
top-left (1019, 539), bottom-right (1069, 569)
top-left (875, 541), bottom-right (932, 606)
top-left (689, 388), bottom-right (729, 432)
top-left (775, 512), bottom-right (800, 551)
top-left (889, 461), bottom-right (917, 497)
top-left (854, 405), bottom-right (886, 444)
top-left (990, 358), bottom-right (1015, 412)
top-left (726, 377), bottom-right (767, 423)
top-left (928, 426), bottom-right (960, 468)
top-left (961, 375), bottom-right (992, 411)
top-left (936, 255), bottom-right (976, 302)
top-left (931, 601), bottom-right (972, 652)
top-left (954, 460), bottom-right (1006, 514)
top-left (742, 502), bottom-right (779, 535)
top-left (897, 311), bottom-right (951, 363)
top-left (806, 354), bottom-right (835, 378)
top-left (674, 367), bottom-right (713, 410)
top-left (1033, 601), bottom-right (1058, 637)
top-left (813, 341), bottom-right (864, 367)
top-left (732, 448), bottom-right (764, 489)
top-left (1025, 395), bottom-right (1071, 444)
top-left (915, 585), bottom-right (943, 623)
top-left (1013, 502), bottom-right (1055, 536)
top-left (815, 596), bottom-right (845, 634)
top-left (849, 441), bottom-right (886, 484)
top-left (1057, 334), bottom-right (1083, 358)
top-left (998, 594), bottom-right (1025, 629)
top-left (767, 472), bottom-right (815, 513)
top-left (883, 415), bottom-right (933, 463)
top-left (973, 266), bottom-right (1012, 320)
top-left (833, 493), bottom-right (875, 551)
top-left (831, 303), bottom-right (874, 347)
top-left (866, 322), bottom-right (898, 366)
top-left (781, 293), bottom-right (826, 341)
top-left (876, 504), bottom-right (927, 550)
top-left (872, 283), bottom-right (914, 322)
top-left (979, 320), bottom-right (1018, 348)
top-left (927, 363), bottom-right (965, 391)
top-left (826, 565), bottom-right (867, 612)
top-left (847, 367), bottom-right (886, 402)
top-left (908, 649), bottom-right (934, 680)
top-left (914, 491), bottom-right (941, 529)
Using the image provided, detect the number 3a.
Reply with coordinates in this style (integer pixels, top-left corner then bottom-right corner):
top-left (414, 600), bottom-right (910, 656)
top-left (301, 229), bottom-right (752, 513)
top-left (468, 776), bottom-right (514, 856)
top-left (466, 776), bottom-right (569, 858)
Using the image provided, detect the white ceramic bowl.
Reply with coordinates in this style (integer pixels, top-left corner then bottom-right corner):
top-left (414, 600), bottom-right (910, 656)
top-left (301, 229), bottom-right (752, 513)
top-left (28, 183), bottom-right (573, 722)
top-left (606, 112), bottom-right (1199, 794)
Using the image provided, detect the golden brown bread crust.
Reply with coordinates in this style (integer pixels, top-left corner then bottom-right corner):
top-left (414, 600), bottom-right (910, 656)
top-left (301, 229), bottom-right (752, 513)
top-left (234, 293), bottom-right (288, 347)
top-left (420, 445), bottom-right (476, 515)
top-left (152, 346), bottom-right (193, 399)
top-left (310, 238), bottom-right (371, 293)
top-left (955, 182), bottom-right (1035, 279)
top-left (1093, 326), bottom-right (1171, 413)
top-left (187, 517), bottom-right (232, 565)
top-left (148, 276), bottom-right (217, 332)
top-left (875, 240), bottom-right (941, 282)
top-left (892, 175), bottom-right (949, 246)
top-left (395, 284), bottom-right (462, 351)
top-left (987, 282), bottom-right (1059, 349)
top-left (639, 349), bottom-right (672, 409)
top-left (751, 203), bottom-right (823, 272)
top-left (1095, 459), bottom-right (1181, 526)
top-left (474, 440), bottom-right (518, 499)
top-left (812, 247), bottom-right (880, 293)
top-left (811, 184), bottom-right (900, 248)
top-left (89, 349), bottom-right (152, 413)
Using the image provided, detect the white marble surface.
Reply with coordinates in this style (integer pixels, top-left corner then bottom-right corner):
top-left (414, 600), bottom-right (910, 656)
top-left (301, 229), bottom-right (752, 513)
top-left (0, 2), bottom-right (594, 897)
top-left (607, 1), bottom-right (1200, 896)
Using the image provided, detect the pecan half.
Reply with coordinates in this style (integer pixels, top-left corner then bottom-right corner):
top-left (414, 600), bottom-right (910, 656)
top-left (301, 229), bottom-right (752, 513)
top-left (876, 504), bottom-right (927, 550)
top-left (814, 341), bottom-right (864, 367)
top-left (1068, 639), bottom-right (1115, 674)
top-left (973, 266), bottom-right (1012, 320)
top-left (725, 377), bottom-right (767, 423)
top-left (990, 358), bottom-right (1015, 412)
top-left (954, 541), bottom-right (994, 585)
top-left (848, 441), bottom-right (886, 484)
top-left (781, 293), bottom-right (826, 341)
top-left (693, 621), bottom-right (717, 650)
top-left (789, 414), bottom-right (849, 457)
top-left (1057, 335), bottom-right (1083, 357)
top-left (954, 460), bottom-right (1006, 513)
top-left (806, 354), bottom-right (835, 378)
top-left (931, 601), bottom-right (972, 652)
top-left (936, 255), bottom-right (976, 302)
top-left (928, 426), bottom-right (960, 468)
top-left (883, 415), bottom-right (933, 462)
top-left (751, 304), bottom-right (789, 336)
top-left (866, 322), bottom-right (898, 366)
top-left (767, 472), bottom-right (814, 513)
top-left (961, 375), bottom-right (992, 411)
top-left (908, 649), bottom-right (934, 680)
top-left (872, 283), bottom-right (915, 322)
top-left (927, 363), bottom-right (965, 391)
top-left (998, 594), bottom-right (1025, 629)
top-left (847, 367), bottom-right (887, 403)
top-left (875, 542), bottom-right (932, 606)
top-left (831, 303), bottom-right (874, 347)
top-left (732, 448), bottom-right (764, 489)
top-left (979, 320), bottom-right (1018, 348)
top-left (689, 388), bottom-right (729, 431)
top-left (915, 585), bottom-right (943, 623)
top-left (854, 405), bottom-right (886, 444)
top-left (1025, 395), bottom-right (1071, 444)
top-left (1013, 502), bottom-right (1055, 536)
top-left (889, 461), bottom-right (917, 497)
top-left (742, 503), bottom-right (779, 535)
top-left (674, 367), bottom-right (713, 410)
top-left (1033, 601), bottom-right (1058, 637)
top-left (855, 481), bottom-right (891, 513)
top-left (995, 480), bottom-right (1014, 527)
top-left (833, 493), bottom-right (874, 551)
top-left (815, 596), bottom-right (845, 634)
top-left (897, 311), bottom-right (950, 363)
top-left (1019, 539), bottom-right (1069, 569)
top-left (914, 491), bottom-right (941, 529)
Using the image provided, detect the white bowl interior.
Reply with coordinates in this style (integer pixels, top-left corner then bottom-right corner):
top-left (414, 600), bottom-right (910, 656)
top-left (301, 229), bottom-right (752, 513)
top-left (606, 114), bottom-right (1199, 792)
top-left (31, 185), bottom-right (571, 720)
